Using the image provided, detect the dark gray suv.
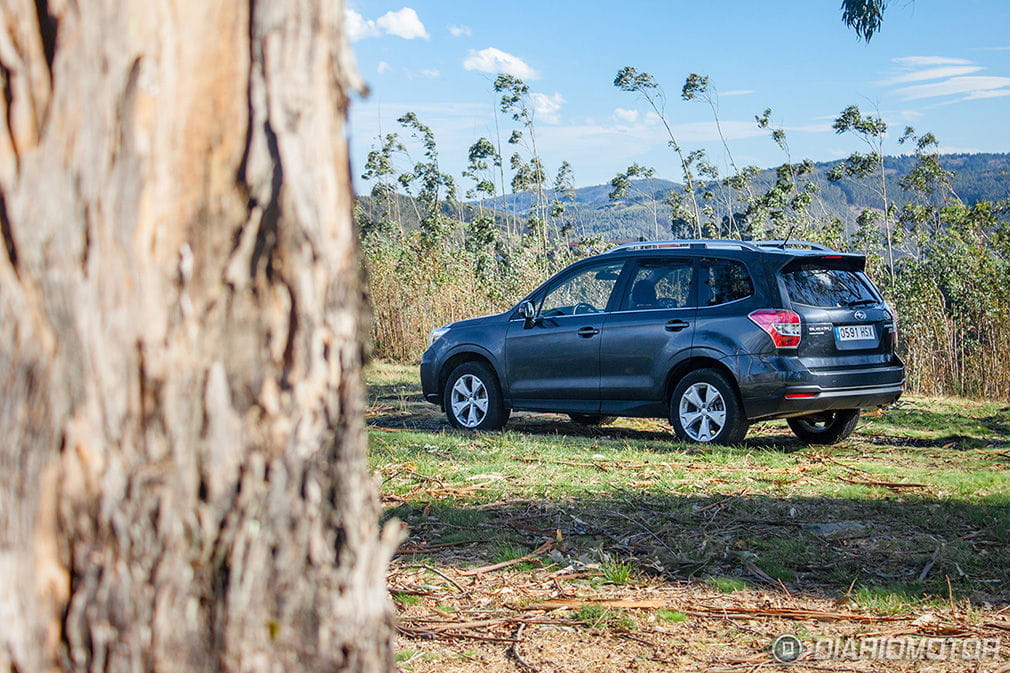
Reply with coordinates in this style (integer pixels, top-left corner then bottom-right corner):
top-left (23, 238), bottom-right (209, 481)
top-left (420, 240), bottom-right (904, 445)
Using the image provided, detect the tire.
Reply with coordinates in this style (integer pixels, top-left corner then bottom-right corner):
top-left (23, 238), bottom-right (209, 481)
top-left (568, 413), bottom-right (616, 427)
top-left (670, 369), bottom-right (748, 444)
top-left (443, 362), bottom-right (508, 431)
top-left (787, 409), bottom-right (860, 445)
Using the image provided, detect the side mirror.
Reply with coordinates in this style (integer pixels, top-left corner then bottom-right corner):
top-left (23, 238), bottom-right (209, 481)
top-left (519, 300), bottom-right (538, 328)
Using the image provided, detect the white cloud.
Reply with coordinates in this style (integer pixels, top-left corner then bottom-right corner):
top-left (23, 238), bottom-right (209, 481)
top-left (531, 92), bottom-right (565, 123)
top-left (613, 108), bottom-right (640, 123)
top-left (346, 9), bottom-right (379, 41)
top-left (448, 24), bottom-right (472, 37)
top-left (896, 75), bottom-right (1010, 100)
top-left (377, 61), bottom-right (392, 75)
top-left (877, 65), bottom-right (984, 85)
top-left (962, 88), bottom-right (1010, 100)
top-left (420, 68), bottom-right (441, 79)
top-left (720, 89), bottom-right (755, 97)
top-left (463, 47), bottom-right (538, 79)
top-left (892, 56), bottom-right (973, 66)
top-left (376, 7), bottom-right (429, 40)
top-left (347, 7), bottom-right (428, 42)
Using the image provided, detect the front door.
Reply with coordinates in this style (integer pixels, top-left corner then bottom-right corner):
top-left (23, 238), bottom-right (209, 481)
top-left (506, 260), bottom-right (625, 412)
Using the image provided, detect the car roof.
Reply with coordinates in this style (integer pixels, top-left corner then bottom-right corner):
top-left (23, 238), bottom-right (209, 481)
top-left (602, 239), bottom-right (830, 255)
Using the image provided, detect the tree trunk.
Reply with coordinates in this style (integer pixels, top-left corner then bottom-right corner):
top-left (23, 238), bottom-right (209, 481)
top-left (0, 1), bottom-right (396, 671)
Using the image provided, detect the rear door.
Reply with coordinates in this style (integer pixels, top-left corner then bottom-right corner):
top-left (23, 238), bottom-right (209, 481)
top-left (777, 258), bottom-right (896, 369)
top-left (599, 256), bottom-right (696, 414)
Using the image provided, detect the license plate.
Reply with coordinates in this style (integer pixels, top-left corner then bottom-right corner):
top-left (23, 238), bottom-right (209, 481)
top-left (836, 324), bottom-right (875, 341)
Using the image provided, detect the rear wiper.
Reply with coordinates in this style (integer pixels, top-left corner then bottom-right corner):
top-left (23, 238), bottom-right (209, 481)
top-left (843, 299), bottom-right (878, 307)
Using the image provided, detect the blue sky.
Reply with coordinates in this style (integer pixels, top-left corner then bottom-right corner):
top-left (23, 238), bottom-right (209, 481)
top-left (347, 1), bottom-right (1010, 191)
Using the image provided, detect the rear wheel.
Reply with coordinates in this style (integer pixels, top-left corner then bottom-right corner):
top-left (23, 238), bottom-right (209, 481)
top-left (787, 409), bottom-right (860, 445)
top-left (443, 362), bottom-right (508, 431)
top-left (568, 413), bottom-right (616, 426)
top-left (670, 370), bottom-right (748, 444)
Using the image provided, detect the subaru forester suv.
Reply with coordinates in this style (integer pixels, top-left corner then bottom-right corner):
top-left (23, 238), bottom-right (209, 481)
top-left (420, 240), bottom-right (904, 445)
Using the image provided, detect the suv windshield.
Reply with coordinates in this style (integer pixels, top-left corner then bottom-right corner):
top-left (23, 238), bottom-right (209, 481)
top-left (781, 264), bottom-right (877, 308)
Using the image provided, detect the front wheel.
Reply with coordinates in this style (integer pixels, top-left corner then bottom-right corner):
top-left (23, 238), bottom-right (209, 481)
top-left (787, 409), bottom-right (860, 445)
top-left (670, 370), bottom-right (748, 444)
top-left (443, 362), bottom-right (508, 431)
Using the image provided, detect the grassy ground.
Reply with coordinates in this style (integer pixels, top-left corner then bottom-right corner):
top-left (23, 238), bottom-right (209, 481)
top-left (367, 360), bottom-right (1010, 672)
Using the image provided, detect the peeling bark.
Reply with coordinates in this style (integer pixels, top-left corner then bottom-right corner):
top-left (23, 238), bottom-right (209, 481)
top-left (0, 1), bottom-right (396, 672)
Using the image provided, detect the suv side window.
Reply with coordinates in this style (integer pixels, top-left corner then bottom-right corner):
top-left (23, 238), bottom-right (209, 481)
top-left (538, 261), bottom-right (624, 316)
top-left (700, 258), bottom-right (753, 306)
top-left (623, 258), bottom-right (693, 310)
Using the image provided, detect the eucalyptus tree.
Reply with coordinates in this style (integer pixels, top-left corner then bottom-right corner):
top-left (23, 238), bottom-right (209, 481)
top-left (397, 112), bottom-right (457, 247)
top-left (682, 73), bottom-right (757, 230)
top-left (896, 127), bottom-right (959, 260)
top-left (842, 0), bottom-right (888, 41)
top-left (495, 74), bottom-right (550, 252)
top-left (609, 163), bottom-right (662, 239)
top-left (0, 1), bottom-right (396, 671)
top-left (828, 104), bottom-right (894, 277)
top-left (614, 66), bottom-right (703, 236)
top-left (462, 137), bottom-right (502, 217)
top-left (750, 108), bottom-right (823, 242)
top-left (361, 132), bottom-right (407, 236)
top-left (551, 160), bottom-right (579, 245)
top-left (462, 137), bottom-right (503, 274)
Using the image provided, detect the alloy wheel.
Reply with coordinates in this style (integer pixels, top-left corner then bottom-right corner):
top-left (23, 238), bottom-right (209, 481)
top-left (450, 374), bottom-right (489, 428)
top-left (678, 382), bottom-right (727, 442)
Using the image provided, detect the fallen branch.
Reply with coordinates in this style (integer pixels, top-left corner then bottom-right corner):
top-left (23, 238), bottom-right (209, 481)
top-left (517, 456), bottom-right (611, 472)
top-left (397, 564), bottom-right (468, 593)
top-left (682, 605), bottom-right (911, 623)
top-left (917, 545), bottom-right (943, 582)
top-left (394, 540), bottom-right (478, 555)
top-left (457, 540), bottom-right (553, 576)
top-left (837, 475), bottom-right (927, 490)
top-left (526, 598), bottom-right (667, 610)
top-left (509, 623), bottom-right (538, 673)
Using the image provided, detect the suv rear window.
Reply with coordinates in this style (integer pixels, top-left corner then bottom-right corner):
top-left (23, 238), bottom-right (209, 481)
top-left (781, 264), bottom-right (877, 307)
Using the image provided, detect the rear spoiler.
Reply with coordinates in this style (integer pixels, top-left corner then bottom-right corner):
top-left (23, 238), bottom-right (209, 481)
top-left (779, 253), bottom-right (866, 273)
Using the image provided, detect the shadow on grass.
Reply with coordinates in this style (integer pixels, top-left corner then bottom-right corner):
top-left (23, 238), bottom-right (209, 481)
top-left (383, 491), bottom-right (1010, 610)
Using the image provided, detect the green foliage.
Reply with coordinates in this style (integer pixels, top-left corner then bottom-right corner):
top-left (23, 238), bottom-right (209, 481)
top-left (841, 0), bottom-right (888, 41)
top-left (705, 576), bottom-right (752, 593)
top-left (601, 560), bottom-right (635, 584)
top-left (656, 610), bottom-right (688, 624)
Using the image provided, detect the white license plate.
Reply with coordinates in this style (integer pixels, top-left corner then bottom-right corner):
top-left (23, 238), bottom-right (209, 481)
top-left (836, 324), bottom-right (875, 341)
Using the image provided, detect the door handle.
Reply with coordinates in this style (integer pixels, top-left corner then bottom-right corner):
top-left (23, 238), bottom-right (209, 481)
top-left (577, 326), bottom-right (600, 338)
top-left (665, 320), bottom-right (690, 332)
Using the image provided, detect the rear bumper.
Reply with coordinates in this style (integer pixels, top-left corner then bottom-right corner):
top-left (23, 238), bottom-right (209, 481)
top-left (736, 353), bottom-right (904, 421)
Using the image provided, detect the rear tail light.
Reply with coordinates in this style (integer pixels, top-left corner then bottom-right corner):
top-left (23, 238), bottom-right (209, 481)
top-left (749, 309), bottom-right (802, 348)
top-left (885, 304), bottom-right (898, 349)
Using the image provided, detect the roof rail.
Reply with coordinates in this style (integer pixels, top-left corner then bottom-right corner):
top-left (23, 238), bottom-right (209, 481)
top-left (753, 240), bottom-right (834, 252)
top-left (604, 239), bottom-right (763, 254)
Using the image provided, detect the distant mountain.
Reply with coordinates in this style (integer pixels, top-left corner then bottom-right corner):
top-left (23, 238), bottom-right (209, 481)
top-left (356, 153), bottom-right (1010, 241)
